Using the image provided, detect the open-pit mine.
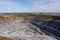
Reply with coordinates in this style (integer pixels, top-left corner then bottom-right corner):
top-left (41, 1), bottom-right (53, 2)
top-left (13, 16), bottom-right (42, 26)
top-left (0, 14), bottom-right (57, 40)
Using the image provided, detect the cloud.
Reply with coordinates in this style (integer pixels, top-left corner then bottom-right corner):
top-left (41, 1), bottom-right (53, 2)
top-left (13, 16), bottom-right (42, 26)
top-left (0, 0), bottom-right (31, 13)
top-left (0, 0), bottom-right (60, 12)
top-left (0, 1), bottom-right (19, 12)
top-left (28, 0), bottom-right (60, 12)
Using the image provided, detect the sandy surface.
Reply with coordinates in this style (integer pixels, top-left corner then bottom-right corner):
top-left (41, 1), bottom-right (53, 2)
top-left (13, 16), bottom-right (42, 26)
top-left (0, 19), bottom-right (57, 40)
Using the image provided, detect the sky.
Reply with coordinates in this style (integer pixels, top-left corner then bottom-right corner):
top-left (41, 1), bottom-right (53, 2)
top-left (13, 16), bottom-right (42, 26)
top-left (0, 0), bottom-right (60, 13)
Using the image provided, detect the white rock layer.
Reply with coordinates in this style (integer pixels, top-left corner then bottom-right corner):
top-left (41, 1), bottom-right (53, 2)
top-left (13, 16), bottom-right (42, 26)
top-left (0, 19), bottom-right (57, 40)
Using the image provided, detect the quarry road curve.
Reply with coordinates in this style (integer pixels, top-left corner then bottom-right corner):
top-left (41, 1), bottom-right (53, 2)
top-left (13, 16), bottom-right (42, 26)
top-left (0, 19), bottom-right (57, 40)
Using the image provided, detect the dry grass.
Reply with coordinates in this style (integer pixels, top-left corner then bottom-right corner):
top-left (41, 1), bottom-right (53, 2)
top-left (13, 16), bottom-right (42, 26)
top-left (0, 37), bottom-right (13, 40)
top-left (0, 15), bottom-right (32, 20)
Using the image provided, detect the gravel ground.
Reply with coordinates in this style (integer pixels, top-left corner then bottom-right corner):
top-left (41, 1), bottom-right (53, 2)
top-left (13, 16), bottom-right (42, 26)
top-left (0, 19), bottom-right (57, 40)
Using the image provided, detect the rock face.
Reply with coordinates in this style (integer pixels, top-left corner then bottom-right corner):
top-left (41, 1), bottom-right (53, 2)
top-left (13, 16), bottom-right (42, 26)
top-left (0, 15), bottom-right (57, 40)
